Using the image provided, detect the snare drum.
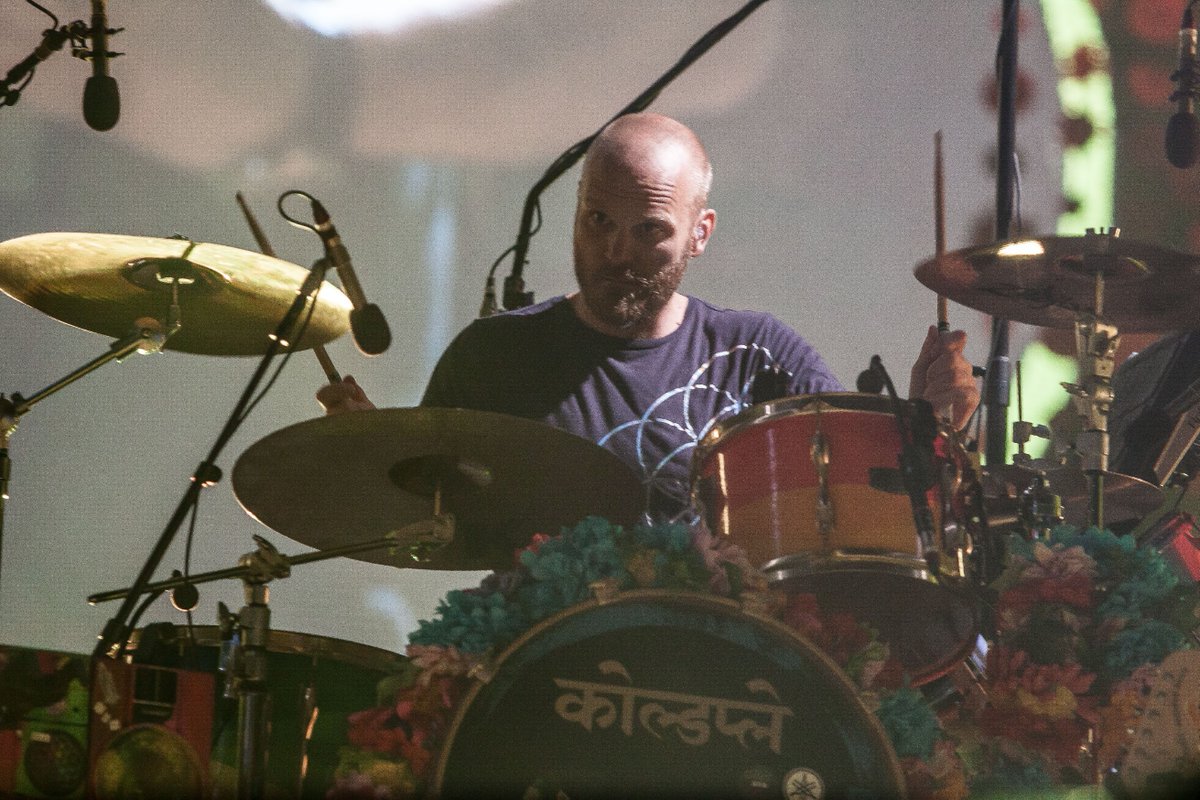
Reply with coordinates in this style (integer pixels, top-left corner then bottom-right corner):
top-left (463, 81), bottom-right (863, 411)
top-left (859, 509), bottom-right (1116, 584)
top-left (126, 626), bottom-right (406, 798)
top-left (691, 393), bottom-right (980, 684)
top-left (433, 590), bottom-right (904, 799)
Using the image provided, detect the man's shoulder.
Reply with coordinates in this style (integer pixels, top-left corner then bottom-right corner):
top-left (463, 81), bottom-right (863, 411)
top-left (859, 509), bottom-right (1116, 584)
top-left (687, 296), bottom-right (800, 338)
top-left (457, 295), bottom-right (571, 336)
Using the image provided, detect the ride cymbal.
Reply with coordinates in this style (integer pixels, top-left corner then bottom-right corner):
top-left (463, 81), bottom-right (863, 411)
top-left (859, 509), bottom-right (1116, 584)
top-left (915, 231), bottom-right (1200, 331)
top-left (231, 408), bottom-right (645, 571)
top-left (0, 232), bottom-right (351, 355)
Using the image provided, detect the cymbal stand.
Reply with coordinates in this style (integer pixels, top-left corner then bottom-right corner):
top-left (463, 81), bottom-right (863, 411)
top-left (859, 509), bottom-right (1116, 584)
top-left (0, 318), bottom-right (171, 599)
top-left (1060, 231), bottom-right (1123, 531)
top-left (91, 255), bottom-right (329, 661)
top-left (87, 516), bottom-right (454, 799)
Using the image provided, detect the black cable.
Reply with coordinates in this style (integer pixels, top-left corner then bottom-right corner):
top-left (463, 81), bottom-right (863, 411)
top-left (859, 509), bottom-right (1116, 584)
top-left (489, 0), bottom-right (771, 309)
top-left (236, 291), bottom-right (319, 425)
top-left (24, 0), bottom-right (58, 26)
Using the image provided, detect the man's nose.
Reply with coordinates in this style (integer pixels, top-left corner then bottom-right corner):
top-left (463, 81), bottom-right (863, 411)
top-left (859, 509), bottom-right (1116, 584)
top-left (604, 229), bottom-right (633, 262)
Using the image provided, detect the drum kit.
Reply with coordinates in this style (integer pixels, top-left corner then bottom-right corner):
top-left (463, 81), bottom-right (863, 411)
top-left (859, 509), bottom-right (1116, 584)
top-left (1, 223), bottom-right (1197, 796)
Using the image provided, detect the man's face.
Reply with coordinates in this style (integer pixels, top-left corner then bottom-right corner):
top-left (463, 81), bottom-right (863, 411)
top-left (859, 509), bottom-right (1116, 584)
top-left (572, 148), bottom-right (702, 337)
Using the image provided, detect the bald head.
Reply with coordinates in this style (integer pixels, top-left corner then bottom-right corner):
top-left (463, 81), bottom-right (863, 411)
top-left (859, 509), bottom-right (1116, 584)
top-left (581, 113), bottom-right (713, 212)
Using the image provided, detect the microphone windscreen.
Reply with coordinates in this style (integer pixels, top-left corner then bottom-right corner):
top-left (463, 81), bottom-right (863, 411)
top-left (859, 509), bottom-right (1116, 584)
top-left (83, 74), bottom-right (120, 131)
top-left (350, 303), bottom-right (392, 355)
top-left (1165, 110), bottom-right (1200, 168)
top-left (856, 367), bottom-right (884, 394)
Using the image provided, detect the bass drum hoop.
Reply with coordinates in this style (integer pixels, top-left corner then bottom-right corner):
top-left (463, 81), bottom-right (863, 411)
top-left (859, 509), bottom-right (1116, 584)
top-left (125, 626), bottom-right (407, 673)
top-left (432, 589), bottom-right (905, 798)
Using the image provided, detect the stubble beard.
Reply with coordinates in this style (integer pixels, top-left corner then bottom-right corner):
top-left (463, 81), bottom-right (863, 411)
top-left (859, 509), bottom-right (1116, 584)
top-left (577, 256), bottom-right (689, 338)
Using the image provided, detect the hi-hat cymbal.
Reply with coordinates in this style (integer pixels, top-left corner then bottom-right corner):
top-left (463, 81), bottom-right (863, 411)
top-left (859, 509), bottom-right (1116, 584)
top-left (983, 462), bottom-right (1164, 530)
top-left (0, 232), bottom-right (351, 355)
top-left (915, 232), bottom-right (1200, 331)
top-left (231, 408), bottom-right (645, 571)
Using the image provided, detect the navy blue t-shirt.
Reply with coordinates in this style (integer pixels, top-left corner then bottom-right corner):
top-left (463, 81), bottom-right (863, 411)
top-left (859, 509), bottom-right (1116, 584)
top-left (421, 295), bottom-right (842, 517)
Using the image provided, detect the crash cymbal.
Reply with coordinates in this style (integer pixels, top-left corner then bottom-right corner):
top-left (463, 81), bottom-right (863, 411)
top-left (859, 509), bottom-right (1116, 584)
top-left (983, 462), bottom-right (1164, 530)
top-left (915, 231), bottom-right (1200, 331)
top-left (0, 232), bottom-right (351, 355)
top-left (231, 408), bottom-right (644, 571)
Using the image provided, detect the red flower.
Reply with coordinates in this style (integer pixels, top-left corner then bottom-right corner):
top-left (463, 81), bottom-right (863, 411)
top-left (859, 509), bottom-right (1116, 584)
top-left (979, 705), bottom-right (1090, 766)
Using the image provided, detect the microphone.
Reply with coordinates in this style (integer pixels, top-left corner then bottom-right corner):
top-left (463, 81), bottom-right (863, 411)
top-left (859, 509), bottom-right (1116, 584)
top-left (1167, 5), bottom-right (1200, 168)
top-left (855, 363), bottom-right (884, 394)
top-left (311, 199), bottom-right (392, 355)
top-left (82, 0), bottom-right (120, 131)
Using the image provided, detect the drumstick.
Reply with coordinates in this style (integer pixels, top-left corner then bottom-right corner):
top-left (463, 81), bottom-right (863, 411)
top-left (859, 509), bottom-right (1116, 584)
top-left (934, 131), bottom-right (949, 333)
top-left (235, 191), bottom-right (341, 383)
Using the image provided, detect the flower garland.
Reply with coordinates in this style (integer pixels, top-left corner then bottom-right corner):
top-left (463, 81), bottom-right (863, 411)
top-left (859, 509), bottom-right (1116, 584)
top-left (328, 519), bottom-right (1200, 799)
top-left (958, 525), bottom-right (1199, 794)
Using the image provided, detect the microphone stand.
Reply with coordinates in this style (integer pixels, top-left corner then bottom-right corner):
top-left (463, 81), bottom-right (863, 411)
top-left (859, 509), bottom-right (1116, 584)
top-left (0, 19), bottom-right (86, 111)
top-left (868, 356), bottom-right (939, 555)
top-left (984, 0), bottom-right (1020, 467)
top-left (0, 320), bottom-right (171, 606)
top-left (492, 0), bottom-right (773, 312)
top-left (90, 260), bottom-right (331, 661)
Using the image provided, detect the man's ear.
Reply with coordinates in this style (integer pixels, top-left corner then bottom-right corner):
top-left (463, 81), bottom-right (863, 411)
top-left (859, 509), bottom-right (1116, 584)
top-left (690, 208), bottom-right (717, 257)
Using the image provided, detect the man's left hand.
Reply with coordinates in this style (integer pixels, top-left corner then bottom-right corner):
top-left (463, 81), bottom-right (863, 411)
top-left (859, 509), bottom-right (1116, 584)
top-left (909, 325), bottom-right (980, 432)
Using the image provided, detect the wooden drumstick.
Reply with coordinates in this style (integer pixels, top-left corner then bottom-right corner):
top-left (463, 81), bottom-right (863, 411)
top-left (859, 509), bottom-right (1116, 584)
top-left (235, 191), bottom-right (341, 383)
top-left (934, 131), bottom-right (949, 333)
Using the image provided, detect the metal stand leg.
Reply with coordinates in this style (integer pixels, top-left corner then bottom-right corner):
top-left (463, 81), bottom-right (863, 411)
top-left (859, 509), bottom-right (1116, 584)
top-left (235, 582), bottom-right (271, 800)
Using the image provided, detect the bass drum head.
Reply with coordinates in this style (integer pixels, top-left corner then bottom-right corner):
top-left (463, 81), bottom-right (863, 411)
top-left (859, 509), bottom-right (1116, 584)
top-left (433, 591), bottom-right (904, 799)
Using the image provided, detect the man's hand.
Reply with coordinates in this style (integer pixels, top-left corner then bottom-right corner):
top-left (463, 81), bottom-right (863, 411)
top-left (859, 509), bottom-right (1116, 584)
top-left (909, 325), bottom-right (979, 432)
top-left (316, 375), bottom-right (376, 415)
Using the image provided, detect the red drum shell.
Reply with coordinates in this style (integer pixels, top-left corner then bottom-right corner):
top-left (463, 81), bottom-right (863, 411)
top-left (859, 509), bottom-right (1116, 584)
top-left (691, 393), bottom-right (979, 685)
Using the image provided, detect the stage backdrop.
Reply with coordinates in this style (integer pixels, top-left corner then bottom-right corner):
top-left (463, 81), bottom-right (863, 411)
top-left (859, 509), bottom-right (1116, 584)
top-left (0, 0), bottom-right (1160, 658)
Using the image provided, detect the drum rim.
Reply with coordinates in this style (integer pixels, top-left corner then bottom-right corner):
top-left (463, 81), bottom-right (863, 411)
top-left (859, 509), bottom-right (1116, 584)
top-left (692, 392), bottom-right (900, 469)
top-left (124, 625), bottom-right (407, 673)
top-left (431, 588), bottom-right (906, 796)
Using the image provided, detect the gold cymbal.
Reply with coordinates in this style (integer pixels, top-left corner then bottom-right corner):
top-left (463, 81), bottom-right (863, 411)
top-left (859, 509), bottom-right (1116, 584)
top-left (915, 232), bottom-right (1200, 331)
top-left (0, 232), bottom-right (351, 355)
top-left (231, 407), bottom-right (645, 571)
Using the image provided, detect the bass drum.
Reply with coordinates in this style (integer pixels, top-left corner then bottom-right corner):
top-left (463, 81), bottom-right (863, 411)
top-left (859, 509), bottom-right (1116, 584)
top-left (432, 591), bottom-right (904, 799)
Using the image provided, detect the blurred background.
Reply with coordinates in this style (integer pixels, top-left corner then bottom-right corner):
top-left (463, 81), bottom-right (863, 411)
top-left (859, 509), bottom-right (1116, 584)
top-left (0, 0), bottom-right (1186, 657)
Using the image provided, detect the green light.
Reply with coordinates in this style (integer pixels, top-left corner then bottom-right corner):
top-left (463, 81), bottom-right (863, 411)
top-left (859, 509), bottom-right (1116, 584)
top-left (1011, 0), bottom-right (1115, 460)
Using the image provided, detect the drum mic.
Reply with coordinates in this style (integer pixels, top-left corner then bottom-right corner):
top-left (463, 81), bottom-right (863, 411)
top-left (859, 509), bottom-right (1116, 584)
top-left (855, 362), bottom-right (885, 394)
top-left (311, 199), bottom-right (392, 355)
top-left (1167, 4), bottom-right (1200, 168)
top-left (82, 0), bottom-right (120, 131)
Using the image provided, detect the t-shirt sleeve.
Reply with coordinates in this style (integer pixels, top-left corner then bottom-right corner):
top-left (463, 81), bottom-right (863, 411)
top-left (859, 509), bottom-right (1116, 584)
top-left (762, 315), bottom-right (845, 394)
top-left (420, 323), bottom-right (486, 408)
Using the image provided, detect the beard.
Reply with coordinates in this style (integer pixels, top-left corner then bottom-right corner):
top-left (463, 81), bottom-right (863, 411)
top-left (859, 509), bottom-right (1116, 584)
top-left (575, 256), bottom-right (689, 337)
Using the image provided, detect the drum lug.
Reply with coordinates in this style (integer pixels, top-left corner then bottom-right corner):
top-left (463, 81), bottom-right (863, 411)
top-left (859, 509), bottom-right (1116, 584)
top-left (737, 589), bottom-right (777, 620)
top-left (588, 577), bottom-right (622, 604)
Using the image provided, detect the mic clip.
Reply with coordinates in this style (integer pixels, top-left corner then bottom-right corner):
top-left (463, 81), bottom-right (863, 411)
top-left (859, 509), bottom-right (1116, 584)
top-left (71, 29), bottom-right (124, 64)
top-left (502, 273), bottom-right (534, 311)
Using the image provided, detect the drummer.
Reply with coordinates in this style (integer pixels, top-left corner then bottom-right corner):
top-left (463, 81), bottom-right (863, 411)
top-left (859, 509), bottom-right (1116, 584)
top-left (318, 112), bottom-right (979, 518)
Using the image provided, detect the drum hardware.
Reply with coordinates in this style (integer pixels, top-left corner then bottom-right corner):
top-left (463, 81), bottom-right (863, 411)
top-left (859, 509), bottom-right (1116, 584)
top-left (809, 423), bottom-right (835, 548)
top-left (88, 520), bottom-right (449, 799)
top-left (79, 242), bottom-right (349, 665)
top-left (230, 407), bottom-right (642, 572)
top-left (916, 228), bottom-right (1193, 532)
